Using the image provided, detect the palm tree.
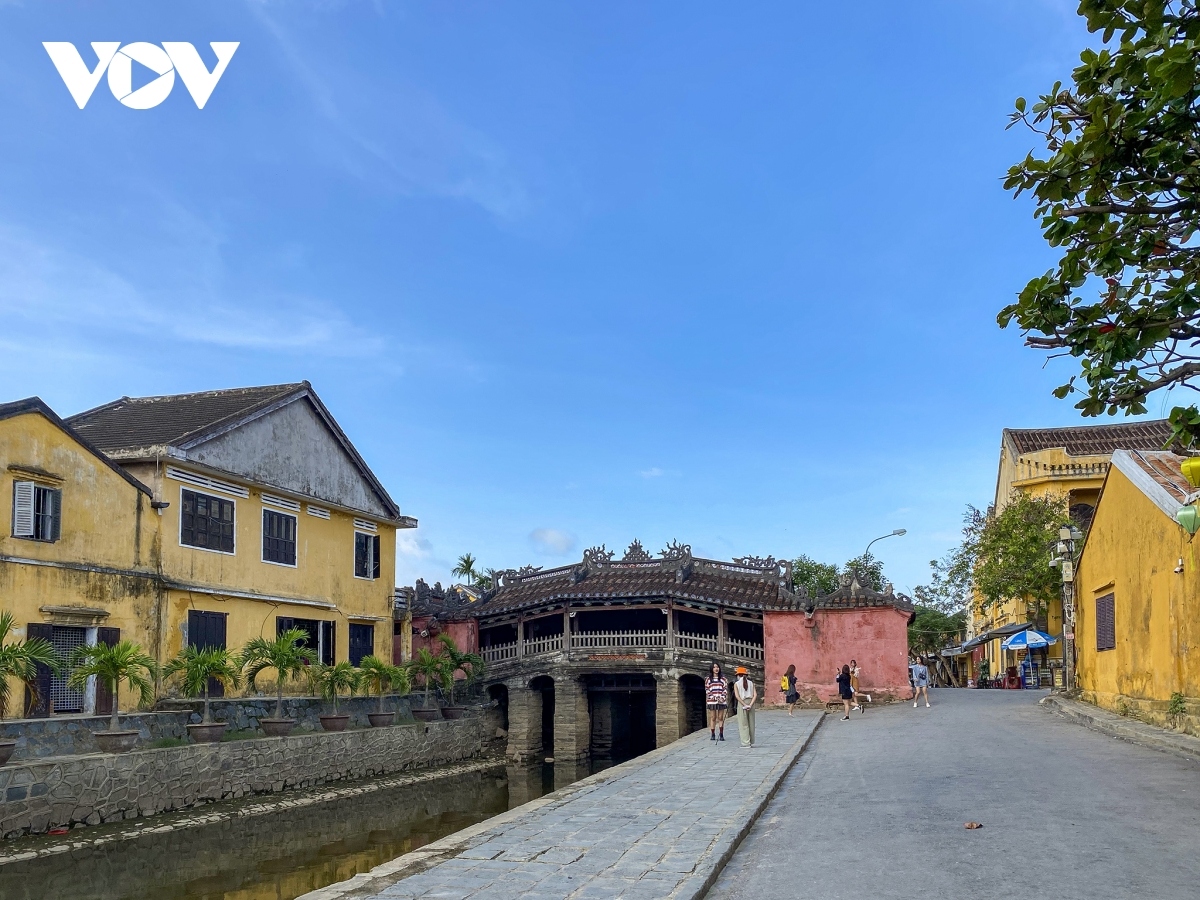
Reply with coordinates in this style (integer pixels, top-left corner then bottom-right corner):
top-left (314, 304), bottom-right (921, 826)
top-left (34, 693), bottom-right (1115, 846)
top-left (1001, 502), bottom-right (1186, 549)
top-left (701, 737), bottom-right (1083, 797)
top-left (407, 647), bottom-right (452, 708)
top-left (358, 655), bottom-right (409, 715)
top-left (240, 628), bottom-right (316, 720)
top-left (162, 645), bottom-right (242, 724)
top-left (312, 661), bottom-right (360, 715)
top-left (0, 611), bottom-right (60, 719)
top-left (452, 553), bottom-right (479, 585)
top-left (68, 641), bottom-right (157, 731)
top-left (475, 568), bottom-right (501, 591)
top-left (436, 634), bottom-right (485, 705)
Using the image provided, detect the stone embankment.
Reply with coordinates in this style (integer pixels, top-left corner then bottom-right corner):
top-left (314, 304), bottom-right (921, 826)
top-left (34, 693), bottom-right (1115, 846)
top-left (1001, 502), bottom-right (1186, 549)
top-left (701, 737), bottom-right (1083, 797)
top-left (0, 716), bottom-right (488, 838)
top-left (301, 710), bottom-right (824, 900)
top-left (1041, 694), bottom-right (1200, 764)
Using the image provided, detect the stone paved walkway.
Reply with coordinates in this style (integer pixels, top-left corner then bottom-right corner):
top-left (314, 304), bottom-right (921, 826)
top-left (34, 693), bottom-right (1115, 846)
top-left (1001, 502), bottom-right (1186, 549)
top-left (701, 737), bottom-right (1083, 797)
top-left (305, 710), bottom-right (822, 900)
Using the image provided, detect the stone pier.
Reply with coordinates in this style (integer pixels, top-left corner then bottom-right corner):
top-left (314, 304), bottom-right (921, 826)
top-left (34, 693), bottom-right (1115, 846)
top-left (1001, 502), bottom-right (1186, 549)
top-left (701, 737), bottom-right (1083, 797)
top-left (300, 709), bottom-right (823, 900)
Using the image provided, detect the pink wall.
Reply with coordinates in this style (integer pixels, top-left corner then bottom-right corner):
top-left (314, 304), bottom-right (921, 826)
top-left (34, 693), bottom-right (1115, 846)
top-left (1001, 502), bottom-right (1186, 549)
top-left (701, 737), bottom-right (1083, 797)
top-left (764, 607), bottom-right (913, 704)
top-left (408, 617), bottom-right (479, 679)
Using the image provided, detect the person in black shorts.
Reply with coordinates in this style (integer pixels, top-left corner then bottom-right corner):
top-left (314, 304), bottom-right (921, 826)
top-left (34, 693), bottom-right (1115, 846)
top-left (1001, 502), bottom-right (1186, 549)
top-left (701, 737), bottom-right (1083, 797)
top-left (705, 662), bottom-right (728, 741)
top-left (836, 664), bottom-right (855, 720)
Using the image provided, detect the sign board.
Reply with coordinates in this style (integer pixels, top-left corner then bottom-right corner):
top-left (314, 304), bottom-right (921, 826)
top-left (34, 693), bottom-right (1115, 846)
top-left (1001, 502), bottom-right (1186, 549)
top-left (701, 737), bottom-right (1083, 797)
top-left (1064, 631), bottom-right (1074, 640)
top-left (1053, 669), bottom-right (1065, 688)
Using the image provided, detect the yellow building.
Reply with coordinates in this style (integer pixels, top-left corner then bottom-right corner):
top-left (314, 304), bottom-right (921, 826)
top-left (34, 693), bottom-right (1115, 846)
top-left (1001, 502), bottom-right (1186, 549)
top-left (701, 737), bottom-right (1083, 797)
top-left (0, 398), bottom-right (161, 716)
top-left (2, 383), bottom-right (415, 716)
top-left (1074, 450), bottom-right (1200, 734)
top-left (964, 421), bottom-right (1171, 685)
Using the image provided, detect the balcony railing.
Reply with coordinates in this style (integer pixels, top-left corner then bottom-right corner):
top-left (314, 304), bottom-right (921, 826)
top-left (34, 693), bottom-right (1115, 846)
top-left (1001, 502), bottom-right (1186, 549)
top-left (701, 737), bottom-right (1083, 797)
top-left (478, 630), bottom-right (764, 663)
top-left (571, 630), bottom-right (668, 650)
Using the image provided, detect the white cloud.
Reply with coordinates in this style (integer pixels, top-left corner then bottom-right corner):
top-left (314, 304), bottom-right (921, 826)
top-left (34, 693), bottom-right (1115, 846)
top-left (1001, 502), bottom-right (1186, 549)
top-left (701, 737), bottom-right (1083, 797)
top-left (396, 533), bottom-right (433, 560)
top-left (639, 467), bottom-right (664, 479)
top-left (529, 528), bottom-right (576, 556)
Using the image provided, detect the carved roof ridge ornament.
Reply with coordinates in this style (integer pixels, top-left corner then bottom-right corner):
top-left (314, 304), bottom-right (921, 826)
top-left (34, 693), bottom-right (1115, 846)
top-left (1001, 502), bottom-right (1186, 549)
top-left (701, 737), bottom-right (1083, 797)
top-left (659, 540), bottom-right (692, 561)
top-left (621, 539), bottom-right (652, 563)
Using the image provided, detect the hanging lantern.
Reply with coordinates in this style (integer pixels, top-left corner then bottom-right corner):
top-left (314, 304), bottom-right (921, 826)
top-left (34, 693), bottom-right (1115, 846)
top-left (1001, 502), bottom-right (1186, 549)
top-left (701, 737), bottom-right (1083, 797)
top-left (1176, 505), bottom-right (1200, 535)
top-left (1181, 457), bottom-right (1200, 489)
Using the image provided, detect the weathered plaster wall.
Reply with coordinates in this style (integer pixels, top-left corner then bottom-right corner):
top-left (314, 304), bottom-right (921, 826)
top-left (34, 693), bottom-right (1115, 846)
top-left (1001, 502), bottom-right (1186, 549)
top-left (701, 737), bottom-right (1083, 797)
top-left (764, 608), bottom-right (912, 703)
top-left (0, 716), bottom-right (486, 838)
top-left (1075, 465), bottom-right (1200, 735)
top-left (411, 618), bottom-right (479, 665)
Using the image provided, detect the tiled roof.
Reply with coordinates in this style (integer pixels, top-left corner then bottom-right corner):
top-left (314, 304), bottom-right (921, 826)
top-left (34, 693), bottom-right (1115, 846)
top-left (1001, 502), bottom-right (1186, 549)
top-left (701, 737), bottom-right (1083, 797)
top-left (1005, 419), bottom-right (1171, 457)
top-left (67, 383), bottom-right (306, 454)
top-left (812, 573), bottom-right (915, 620)
top-left (1119, 450), bottom-right (1191, 506)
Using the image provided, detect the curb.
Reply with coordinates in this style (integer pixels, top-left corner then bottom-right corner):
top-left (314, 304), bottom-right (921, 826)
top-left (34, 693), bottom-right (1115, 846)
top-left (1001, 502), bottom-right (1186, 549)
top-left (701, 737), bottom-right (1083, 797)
top-left (299, 713), bottom-right (826, 900)
top-left (1040, 695), bottom-right (1200, 765)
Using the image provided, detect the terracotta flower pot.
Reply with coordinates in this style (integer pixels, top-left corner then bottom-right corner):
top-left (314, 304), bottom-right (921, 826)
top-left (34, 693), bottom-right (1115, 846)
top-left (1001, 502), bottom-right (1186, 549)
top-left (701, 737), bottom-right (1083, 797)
top-left (411, 707), bottom-right (442, 722)
top-left (440, 706), bottom-right (467, 720)
top-left (94, 731), bottom-right (139, 754)
top-left (320, 714), bottom-right (350, 732)
top-left (0, 741), bottom-right (16, 766)
top-left (367, 712), bottom-right (395, 727)
top-left (187, 723), bottom-right (228, 744)
top-left (260, 718), bottom-right (296, 737)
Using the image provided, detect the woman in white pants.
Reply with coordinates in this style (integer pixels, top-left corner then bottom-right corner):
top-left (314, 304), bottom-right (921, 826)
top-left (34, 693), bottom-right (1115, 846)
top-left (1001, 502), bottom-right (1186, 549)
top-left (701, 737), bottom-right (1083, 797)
top-left (733, 666), bottom-right (757, 747)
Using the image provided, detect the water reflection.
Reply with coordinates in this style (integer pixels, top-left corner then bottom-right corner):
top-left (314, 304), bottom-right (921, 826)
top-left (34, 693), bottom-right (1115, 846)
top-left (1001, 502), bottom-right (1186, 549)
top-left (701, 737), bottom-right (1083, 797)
top-left (0, 755), bottom-right (640, 900)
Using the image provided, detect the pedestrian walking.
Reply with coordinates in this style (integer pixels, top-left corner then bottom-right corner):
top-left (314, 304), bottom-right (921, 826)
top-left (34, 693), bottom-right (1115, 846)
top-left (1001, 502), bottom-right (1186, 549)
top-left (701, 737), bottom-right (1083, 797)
top-left (705, 662), bottom-right (728, 741)
top-left (836, 665), bottom-right (855, 719)
top-left (733, 666), bottom-right (757, 747)
top-left (911, 657), bottom-right (931, 707)
top-left (850, 659), bottom-right (872, 704)
top-left (781, 664), bottom-right (799, 716)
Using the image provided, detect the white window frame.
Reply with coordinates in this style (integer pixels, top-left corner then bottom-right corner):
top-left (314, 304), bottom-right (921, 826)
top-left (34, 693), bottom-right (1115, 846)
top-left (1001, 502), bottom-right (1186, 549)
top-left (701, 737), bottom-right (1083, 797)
top-left (261, 506), bottom-right (299, 569)
top-left (178, 485), bottom-right (237, 556)
top-left (353, 530), bottom-right (379, 581)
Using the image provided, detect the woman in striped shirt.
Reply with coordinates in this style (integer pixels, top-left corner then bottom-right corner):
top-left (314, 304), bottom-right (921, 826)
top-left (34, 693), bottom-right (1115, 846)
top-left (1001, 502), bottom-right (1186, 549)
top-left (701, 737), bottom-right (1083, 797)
top-left (705, 662), bottom-right (728, 742)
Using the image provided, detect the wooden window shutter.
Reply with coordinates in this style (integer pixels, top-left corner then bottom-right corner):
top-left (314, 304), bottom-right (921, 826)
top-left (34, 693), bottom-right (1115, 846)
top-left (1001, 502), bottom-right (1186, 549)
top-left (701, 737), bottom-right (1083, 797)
top-left (276, 616), bottom-right (295, 636)
top-left (23, 623), bottom-right (55, 717)
top-left (1096, 594), bottom-right (1116, 652)
top-left (49, 488), bottom-right (62, 541)
top-left (11, 480), bottom-right (34, 537)
top-left (372, 534), bottom-right (381, 580)
top-left (320, 620), bottom-right (335, 665)
top-left (94, 627), bottom-right (121, 716)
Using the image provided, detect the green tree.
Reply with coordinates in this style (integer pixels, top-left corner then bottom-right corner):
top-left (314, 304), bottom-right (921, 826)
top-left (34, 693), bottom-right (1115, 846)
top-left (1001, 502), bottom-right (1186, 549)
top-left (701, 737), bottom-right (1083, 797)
top-left (452, 553), bottom-right (479, 585)
top-left (436, 634), bottom-right (485, 705)
top-left (162, 645), bottom-right (242, 724)
top-left (973, 492), bottom-right (1069, 617)
top-left (310, 661), bottom-right (360, 715)
top-left (68, 641), bottom-right (157, 731)
top-left (913, 507), bottom-right (986, 614)
top-left (908, 606), bottom-right (969, 658)
top-left (406, 647), bottom-right (452, 708)
top-left (0, 611), bottom-right (60, 719)
top-left (240, 628), bottom-right (316, 720)
top-left (841, 553), bottom-right (886, 592)
top-left (791, 555), bottom-right (840, 598)
top-left (358, 655), bottom-right (410, 715)
top-left (1002, 0), bottom-right (1200, 446)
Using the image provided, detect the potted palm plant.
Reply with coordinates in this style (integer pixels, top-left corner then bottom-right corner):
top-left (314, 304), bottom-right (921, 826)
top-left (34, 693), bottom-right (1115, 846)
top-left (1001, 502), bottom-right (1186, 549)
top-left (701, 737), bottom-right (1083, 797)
top-left (312, 661), bottom-right (359, 731)
top-left (407, 647), bottom-right (451, 722)
top-left (240, 628), bottom-right (315, 737)
top-left (68, 640), bottom-right (157, 753)
top-left (162, 645), bottom-right (242, 743)
top-left (436, 634), bottom-right (485, 720)
top-left (358, 655), bottom-right (409, 726)
top-left (0, 611), bottom-right (60, 765)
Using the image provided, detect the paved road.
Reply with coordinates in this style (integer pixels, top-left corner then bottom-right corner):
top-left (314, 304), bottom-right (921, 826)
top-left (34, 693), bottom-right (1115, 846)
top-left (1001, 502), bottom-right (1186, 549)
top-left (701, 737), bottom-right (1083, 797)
top-left (308, 711), bottom-right (821, 900)
top-left (708, 689), bottom-right (1200, 900)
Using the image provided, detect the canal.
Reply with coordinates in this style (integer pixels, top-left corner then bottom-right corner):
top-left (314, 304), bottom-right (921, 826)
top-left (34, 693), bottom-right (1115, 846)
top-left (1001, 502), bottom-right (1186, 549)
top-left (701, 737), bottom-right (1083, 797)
top-left (0, 758), bottom-right (617, 900)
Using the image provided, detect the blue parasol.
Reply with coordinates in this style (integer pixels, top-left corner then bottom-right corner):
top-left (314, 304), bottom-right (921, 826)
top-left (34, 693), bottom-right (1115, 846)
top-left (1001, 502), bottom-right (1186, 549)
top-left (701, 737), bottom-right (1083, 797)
top-left (1001, 629), bottom-right (1058, 650)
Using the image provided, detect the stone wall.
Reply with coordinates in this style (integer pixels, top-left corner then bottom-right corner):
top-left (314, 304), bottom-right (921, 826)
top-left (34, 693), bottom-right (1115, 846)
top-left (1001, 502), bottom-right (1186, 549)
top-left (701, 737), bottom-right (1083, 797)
top-left (0, 712), bottom-right (191, 760)
top-left (0, 715), bottom-right (486, 838)
top-left (157, 694), bottom-right (418, 733)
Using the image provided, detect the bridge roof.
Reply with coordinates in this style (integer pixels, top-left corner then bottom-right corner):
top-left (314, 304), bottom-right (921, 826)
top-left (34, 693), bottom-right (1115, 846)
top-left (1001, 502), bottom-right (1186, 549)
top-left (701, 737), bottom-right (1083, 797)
top-left (470, 541), bottom-right (800, 617)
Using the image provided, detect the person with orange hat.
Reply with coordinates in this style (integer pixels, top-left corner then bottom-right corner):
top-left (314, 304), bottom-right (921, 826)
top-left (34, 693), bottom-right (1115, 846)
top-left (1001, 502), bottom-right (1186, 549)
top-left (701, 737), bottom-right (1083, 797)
top-left (732, 666), bottom-right (757, 747)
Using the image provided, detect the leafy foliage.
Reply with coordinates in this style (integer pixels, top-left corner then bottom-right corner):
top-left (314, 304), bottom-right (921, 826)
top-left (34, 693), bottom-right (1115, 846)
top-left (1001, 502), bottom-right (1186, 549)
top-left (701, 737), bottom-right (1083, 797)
top-left (68, 640), bottom-right (157, 730)
top-left (436, 634), bottom-right (485, 705)
top-left (240, 628), bottom-right (316, 720)
top-left (908, 606), bottom-right (968, 657)
top-left (1002, 1), bottom-right (1200, 446)
top-left (162, 645), bottom-right (242, 723)
top-left (791, 555), bottom-right (840, 597)
top-left (0, 611), bottom-right (60, 719)
top-left (310, 661), bottom-right (360, 715)
top-left (842, 553), bottom-right (886, 592)
top-left (973, 492), bottom-right (1069, 615)
top-left (358, 655), bottom-right (410, 714)
top-left (407, 647), bottom-right (452, 708)
top-left (452, 553), bottom-right (479, 585)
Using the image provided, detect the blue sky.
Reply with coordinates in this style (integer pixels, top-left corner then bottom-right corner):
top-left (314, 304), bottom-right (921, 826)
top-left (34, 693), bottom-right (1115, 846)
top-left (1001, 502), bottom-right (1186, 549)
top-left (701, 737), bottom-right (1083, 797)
top-left (0, 1), bottom-right (1124, 593)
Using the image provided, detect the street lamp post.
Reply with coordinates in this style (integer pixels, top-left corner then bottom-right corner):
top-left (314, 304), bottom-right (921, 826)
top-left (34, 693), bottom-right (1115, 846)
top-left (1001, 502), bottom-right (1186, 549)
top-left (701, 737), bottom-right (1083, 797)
top-left (863, 528), bottom-right (907, 560)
